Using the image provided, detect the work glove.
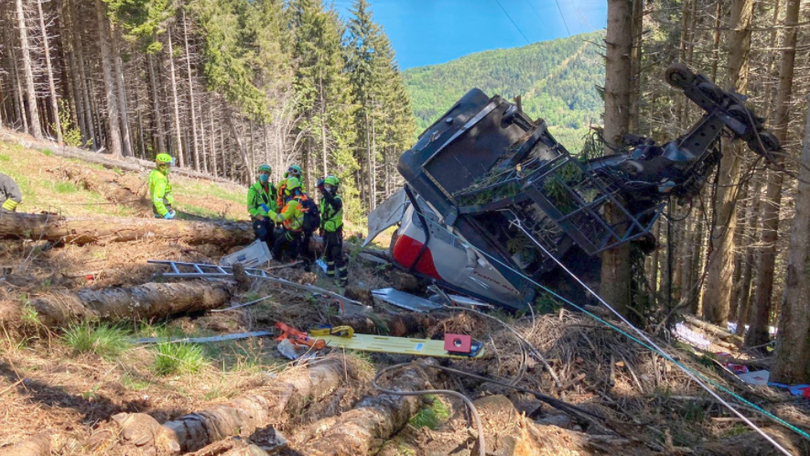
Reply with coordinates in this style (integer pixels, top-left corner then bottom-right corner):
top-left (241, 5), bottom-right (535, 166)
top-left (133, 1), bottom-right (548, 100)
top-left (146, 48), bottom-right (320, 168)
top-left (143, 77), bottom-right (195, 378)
top-left (163, 212), bottom-right (174, 220)
top-left (169, 209), bottom-right (176, 217)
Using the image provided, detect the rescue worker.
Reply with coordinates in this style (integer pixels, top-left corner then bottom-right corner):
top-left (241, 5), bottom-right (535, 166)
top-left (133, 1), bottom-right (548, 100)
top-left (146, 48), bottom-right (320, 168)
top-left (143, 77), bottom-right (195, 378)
top-left (276, 164), bottom-right (305, 208)
top-left (0, 172), bottom-right (22, 212)
top-left (149, 153), bottom-right (176, 219)
top-left (318, 175), bottom-right (348, 286)
top-left (267, 177), bottom-right (310, 263)
top-left (247, 164), bottom-right (278, 251)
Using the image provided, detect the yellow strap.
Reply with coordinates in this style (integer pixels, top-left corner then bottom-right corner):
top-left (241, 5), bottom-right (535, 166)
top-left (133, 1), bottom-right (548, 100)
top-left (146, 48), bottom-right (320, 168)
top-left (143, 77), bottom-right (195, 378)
top-left (311, 333), bottom-right (484, 359)
top-left (2, 199), bottom-right (18, 211)
top-left (309, 326), bottom-right (354, 338)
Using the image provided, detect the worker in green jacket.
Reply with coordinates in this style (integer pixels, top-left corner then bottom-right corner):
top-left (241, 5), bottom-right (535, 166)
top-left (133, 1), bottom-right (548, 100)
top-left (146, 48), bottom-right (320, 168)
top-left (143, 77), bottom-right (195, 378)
top-left (247, 164), bottom-right (278, 251)
top-left (149, 153), bottom-right (176, 219)
top-left (0, 172), bottom-right (22, 212)
top-left (267, 177), bottom-right (307, 262)
top-left (318, 175), bottom-right (347, 286)
top-left (276, 164), bottom-right (305, 208)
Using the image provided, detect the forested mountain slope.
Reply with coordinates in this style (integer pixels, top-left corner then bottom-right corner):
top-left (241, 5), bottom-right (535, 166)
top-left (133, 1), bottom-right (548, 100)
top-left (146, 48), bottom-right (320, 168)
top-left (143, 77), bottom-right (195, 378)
top-left (404, 31), bottom-right (605, 151)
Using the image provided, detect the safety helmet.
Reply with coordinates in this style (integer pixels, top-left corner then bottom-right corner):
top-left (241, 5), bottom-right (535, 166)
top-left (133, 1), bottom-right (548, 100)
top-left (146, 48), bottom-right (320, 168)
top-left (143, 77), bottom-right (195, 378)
top-left (284, 177), bottom-right (302, 194)
top-left (324, 175), bottom-right (339, 187)
top-left (156, 153), bottom-right (173, 165)
top-left (258, 164), bottom-right (272, 174)
top-left (287, 165), bottom-right (302, 177)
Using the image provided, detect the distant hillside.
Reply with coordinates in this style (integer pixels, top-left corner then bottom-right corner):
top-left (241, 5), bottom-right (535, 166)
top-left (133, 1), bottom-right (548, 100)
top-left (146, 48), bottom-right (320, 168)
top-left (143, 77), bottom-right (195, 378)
top-left (404, 31), bottom-right (605, 152)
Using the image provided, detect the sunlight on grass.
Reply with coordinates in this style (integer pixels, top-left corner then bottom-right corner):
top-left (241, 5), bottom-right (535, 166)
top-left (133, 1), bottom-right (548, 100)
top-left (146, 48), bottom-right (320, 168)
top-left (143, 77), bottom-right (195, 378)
top-left (53, 181), bottom-right (79, 194)
top-left (62, 323), bottom-right (131, 359)
top-left (152, 342), bottom-right (208, 376)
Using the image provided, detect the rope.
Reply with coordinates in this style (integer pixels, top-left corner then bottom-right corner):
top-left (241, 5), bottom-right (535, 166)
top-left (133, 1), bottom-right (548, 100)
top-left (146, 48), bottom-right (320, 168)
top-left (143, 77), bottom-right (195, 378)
top-left (408, 200), bottom-right (809, 453)
top-left (373, 363), bottom-right (486, 456)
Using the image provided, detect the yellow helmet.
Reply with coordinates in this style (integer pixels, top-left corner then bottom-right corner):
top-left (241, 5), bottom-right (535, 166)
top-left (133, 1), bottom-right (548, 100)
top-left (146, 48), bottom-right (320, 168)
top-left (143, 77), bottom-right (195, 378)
top-left (156, 153), bottom-right (173, 165)
top-left (284, 176), bottom-right (302, 195)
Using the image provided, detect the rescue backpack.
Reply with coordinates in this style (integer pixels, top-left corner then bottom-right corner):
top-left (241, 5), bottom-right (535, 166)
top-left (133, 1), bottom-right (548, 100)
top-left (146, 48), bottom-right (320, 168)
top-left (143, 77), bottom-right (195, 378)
top-left (298, 196), bottom-right (320, 233)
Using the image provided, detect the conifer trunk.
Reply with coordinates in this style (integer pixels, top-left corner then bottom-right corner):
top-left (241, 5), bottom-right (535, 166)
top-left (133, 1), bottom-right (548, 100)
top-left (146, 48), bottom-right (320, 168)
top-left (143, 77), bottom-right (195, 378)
top-left (599, 0), bottom-right (633, 317)
top-left (745, 0), bottom-right (800, 348)
top-left (182, 9), bottom-right (200, 171)
top-left (167, 23), bottom-right (184, 166)
top-left (16, 0), bottom-right (43, 139)
top-left (701, 0), bottom-right (753, 325)
top-left (95, 0), bottom-right (123, 156)
top-left (36, 0), bottom-right (62, 143)
top-left (771, 94), bottom-right (810, 384)
top-left (110, 22), bottom-right (132, 156)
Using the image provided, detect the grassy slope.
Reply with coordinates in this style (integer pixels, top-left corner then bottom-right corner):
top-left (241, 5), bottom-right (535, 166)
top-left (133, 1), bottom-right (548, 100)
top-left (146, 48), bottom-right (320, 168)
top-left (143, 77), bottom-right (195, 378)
top-left (0, 140), bottom-right (247, 220)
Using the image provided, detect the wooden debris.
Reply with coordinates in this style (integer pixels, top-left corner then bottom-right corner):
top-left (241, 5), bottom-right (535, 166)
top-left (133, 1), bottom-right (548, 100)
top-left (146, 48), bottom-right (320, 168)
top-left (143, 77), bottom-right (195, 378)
top-left (0, 212), bottom-right (253, 247)
top-left (294, 363), bottom-right (433, 456)
top-left (683, 315), bottom-right (744, 345)
top-left (154, 359), bottom-right (346, 454)
top-left (26, 281), bottom-right (232, 327)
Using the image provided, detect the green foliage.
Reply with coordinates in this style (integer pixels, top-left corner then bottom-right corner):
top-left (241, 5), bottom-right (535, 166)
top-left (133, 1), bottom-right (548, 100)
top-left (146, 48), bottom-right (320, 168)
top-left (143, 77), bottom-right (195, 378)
top-left (0, 154), bottom-right (9, 161)
top-left (152, 342), bottom-right (207, 375)
top-left (62, 323), bottom-right (131, 359)
top-left (404, 31), bottom-right (605, 152)
top-left (57, 99), bottom-right (84, 148)
top-left (41, 149), bottom-right (53, 157)
top-left (409, 395), bottom-right (450, 430)
top-left (20, 301), bottom-right (40, 326)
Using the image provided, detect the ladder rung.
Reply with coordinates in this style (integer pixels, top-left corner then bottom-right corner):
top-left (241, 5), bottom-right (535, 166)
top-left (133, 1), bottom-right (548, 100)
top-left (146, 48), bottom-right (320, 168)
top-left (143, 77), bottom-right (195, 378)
top-left (171, 263), bottom-right (180, 274)
top-left (194, 264), bottom-right (203, 273)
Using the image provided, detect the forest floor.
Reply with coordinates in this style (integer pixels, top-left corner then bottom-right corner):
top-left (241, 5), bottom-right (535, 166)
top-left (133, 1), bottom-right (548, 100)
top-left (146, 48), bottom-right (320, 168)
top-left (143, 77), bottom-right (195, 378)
top-left (1, 134), bottom-right (810, 456)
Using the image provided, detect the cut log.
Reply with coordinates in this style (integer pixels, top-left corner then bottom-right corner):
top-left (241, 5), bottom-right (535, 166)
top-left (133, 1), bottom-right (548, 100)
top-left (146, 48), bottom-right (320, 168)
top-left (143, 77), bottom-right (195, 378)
top-left (0, 433), bottom-right (51, 456)
top-left (153, 358), bottom-right (346, 454)
top-left (0, 212), bottom-right (253, 247)
top-left (683, 315), bottom-right (744, 345)
top-left (293, 364), bottom-right (432, 456)
top-left (27, 281), bottom-right (232, 327)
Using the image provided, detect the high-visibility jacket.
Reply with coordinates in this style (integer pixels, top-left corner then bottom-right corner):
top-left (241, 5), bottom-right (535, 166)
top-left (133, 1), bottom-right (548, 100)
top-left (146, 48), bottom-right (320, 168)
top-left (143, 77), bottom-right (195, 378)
top-left (0, 173), bottom-right (22, 211)
top-left (319, 194), bottom-right (343, 232)
top-left (276, 177), bottom-right (307, 208)
top-left (148, 169), bottom-right (174, 216)
top-left (247, 181), bottom-right (277, 218)
top-left (269, 196), bottom-right (305, 232)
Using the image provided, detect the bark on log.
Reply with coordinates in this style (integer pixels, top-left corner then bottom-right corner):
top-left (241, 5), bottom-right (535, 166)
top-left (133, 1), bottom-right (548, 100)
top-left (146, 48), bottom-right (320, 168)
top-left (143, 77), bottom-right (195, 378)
top-left (157, 358), bottom-right (346, 454)
top-left (683, 315), bottom-right (744, 345)
top-left (0, 212), bottom-right (253, 247)
top-left (294, 364), bottom-right (432, 456)
top-left (27, 281), bottom-right (232, 327)
top-left (0, 433), bottom-right (51, 456)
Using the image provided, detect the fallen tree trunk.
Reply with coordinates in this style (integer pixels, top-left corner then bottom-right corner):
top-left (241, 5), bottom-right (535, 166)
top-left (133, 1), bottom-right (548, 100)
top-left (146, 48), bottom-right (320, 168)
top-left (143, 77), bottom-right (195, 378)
top-left (683, 315), bottom-right (744, 345)
top-left (113, 358), bottom-right (347, 455)
top-left (27, 281), bottom-right (232, 327)
top-left (0, 433), bottom-right (52, 456)
top-left (52, 166), bottom-right (151, 212)
top-left (294, 364), bottom-right (432, 456)
top-left (0, 212), bottom-right (253, 246)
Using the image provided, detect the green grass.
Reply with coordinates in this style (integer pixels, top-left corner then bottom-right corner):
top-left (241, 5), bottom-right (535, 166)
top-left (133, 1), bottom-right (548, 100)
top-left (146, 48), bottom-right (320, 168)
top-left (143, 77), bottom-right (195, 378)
top-left (62, 323), bottom-right (131, 359)
top-left (20, 301), bottom-right (40, 326)
top-left (121, 374), bottom-right (151, 391)
top-left (152, 342), bottom-right (208, 376)
top-left (0, 154), bottom-right (9, 161)
top-left (41, 149), bottom-right (53, 156)
top-left (53, 181), bottom-right (79, 194)
top-left (409, 395), bottom-right (451, 430)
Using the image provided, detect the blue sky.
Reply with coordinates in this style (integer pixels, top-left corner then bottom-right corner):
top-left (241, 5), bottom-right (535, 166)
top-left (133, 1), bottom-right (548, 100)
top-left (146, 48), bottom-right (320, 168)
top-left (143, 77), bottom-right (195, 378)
top-left (333, 0), bottom-right (607, 69)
